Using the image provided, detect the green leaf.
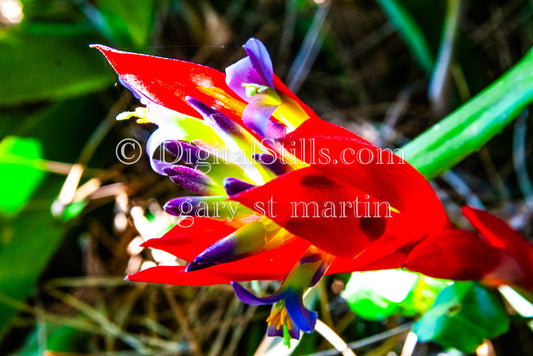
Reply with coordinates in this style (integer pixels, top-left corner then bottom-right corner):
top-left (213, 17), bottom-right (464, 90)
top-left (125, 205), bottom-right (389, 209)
top-left (341, 270), bottom-right (448, 321)
top-left (47, 325), bottom-right (93, 353)
top-left (87, 0), bottom-right (157, 47)
top-left (0, 176), bottom-right (66, 340)
top-left (0, 23), bottom-right (113, 107)
top-left (413, 282), bottom-right (509, 353)
top-left (13, 324), bottom-right (93, 355)
top-left (409, 275), bottom-right (452, 314)
top-left (0, 136), bottom-right (46, 217)
top-left (403, 46), bottom-right (533, 180)
top-left (376, 0), bottom-right (435, 75)
top-left (0, 96), bottom-right (109, 341)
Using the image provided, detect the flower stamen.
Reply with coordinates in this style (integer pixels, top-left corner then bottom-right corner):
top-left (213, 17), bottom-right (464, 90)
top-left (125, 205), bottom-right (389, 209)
top-left (267, 303), bottom-right (294, 332)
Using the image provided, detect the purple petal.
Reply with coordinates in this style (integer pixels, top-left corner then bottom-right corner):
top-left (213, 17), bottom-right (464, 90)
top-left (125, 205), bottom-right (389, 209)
top-left (186, 97), bottom-right (246, 139)
top-left (300, 253), bottom-right (323, 265)
top-left (252, 154), bottom-right (294, 176)
top-left (146, 129), bottom-right (176, 175)
top-left (188, 220), bottom-right (271, 271)
top-left (288, 325), bottom-right (301, 340)
top-left (225, 57), bottom-right (268, 100)
top-left (243, 38), bottom-right (274, 88)
top-left (163, 196), bottom-right (204, 216)
top-left (310, 259), bottom-right (331, 288)
top-left (284, 288), bottom-right (317, 333)
top-left (242, 96), bottom-right (278, 137)
top-left (163, 196), bottom-right (248, 219)
top-left (223, 177), bottom-right (256, 196)
top-left (267, 324), bottom-right (301, 340)
top-left (231, 281), bottom-right (285, 305)
top-left (186, 235), bottom-right (236, 271)
top-left (164, 166), bottom-right (216, 196)
top-left (264, 121), bottom-right (287, 139)
top-left (164, 140), bottom-right (213, 167)
top-left (266, 325), bottom-right (284, 338)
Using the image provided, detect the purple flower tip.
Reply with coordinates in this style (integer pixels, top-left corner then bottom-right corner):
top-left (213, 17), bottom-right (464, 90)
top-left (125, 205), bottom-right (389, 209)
top-left (285, 288), bottom-right (317, 333)
top-left (223, 177), bottom-right (256, 196)
top-left (243, 38), bottom-right (274, 88)
top-left (186, 97), bottom-right (246, 139)
top-left (252, 153), bottom-right (293, 176)
top-left (186, 237), bottom-right (236, 272)
top-left (231, 282), bottom-right (285, 306)
top-left (163, 196), bottom-right (203, 216)
top-left (164, 140), bottom-right (212, 166)
top-left (163, 166), bottom-right (214, 196)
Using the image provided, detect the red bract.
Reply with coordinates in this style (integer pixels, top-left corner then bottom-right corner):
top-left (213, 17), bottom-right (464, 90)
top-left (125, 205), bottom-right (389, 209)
top-left (129, 227), bottom-right (311, 285)
top-left (406, 206), bottom-right (533, 292)
top-left (91, 45), bottom-right (245, 121)
top-left (279, 118), bottom-right (451, 236)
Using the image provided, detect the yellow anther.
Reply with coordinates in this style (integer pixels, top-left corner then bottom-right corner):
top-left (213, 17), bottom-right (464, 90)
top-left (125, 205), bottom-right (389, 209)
top-left (287, 317), bottom-right (293, 330)
top-left (116, 107), bottom-right (149, 121)
top-left (136, 118), bottom-right (153, 124)
top-left (266, 306), bottom-right (293, 332)
top-left (266, 312), bottom-right (277, 325)
top-left (280, 307), bottom-right (288, 325)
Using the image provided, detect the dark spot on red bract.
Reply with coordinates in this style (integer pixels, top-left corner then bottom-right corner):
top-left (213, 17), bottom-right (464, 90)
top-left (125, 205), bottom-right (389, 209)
top-left (359, 217), bottom-right (387, 240)
top-left (301, 174), bottom-right (334, 189)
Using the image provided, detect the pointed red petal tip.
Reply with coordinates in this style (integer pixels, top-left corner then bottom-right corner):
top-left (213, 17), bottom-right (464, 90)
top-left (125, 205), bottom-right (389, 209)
top-left (126, 265), bottom-right (231, 286)
top-left (404, 229), bottom-right (502, 281)
top-left (89, 44), bottom-right (244, 120)
top-left (461, 205), bottom-right (533, 290)
top-left (89, 44), bottom-right (120, 58)
top-left (461, 206), bottom-right (528, 248)
top-left (89, 44), bottom-right (106, 50)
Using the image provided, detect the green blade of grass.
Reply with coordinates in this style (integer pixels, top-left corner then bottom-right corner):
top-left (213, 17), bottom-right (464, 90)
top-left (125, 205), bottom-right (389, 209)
top-left (376, 0), bottom-right (434, 75)
top-left (403, 46), bottom-right (533, 180)
top-left (428, 0), bottom-right (462, 112)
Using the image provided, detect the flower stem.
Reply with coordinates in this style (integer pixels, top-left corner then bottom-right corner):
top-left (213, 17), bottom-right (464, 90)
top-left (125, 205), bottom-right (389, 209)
top-left (403, 46), bottom-right (533, 180)
top-left (314, 319), bottom-right (356, 356)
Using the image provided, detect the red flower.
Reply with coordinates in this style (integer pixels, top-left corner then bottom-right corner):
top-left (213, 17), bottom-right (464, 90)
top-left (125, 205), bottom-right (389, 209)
top-left (405, 206), bottom-right (533, 292)
top-left (95, 38), bottom-right (450, 338)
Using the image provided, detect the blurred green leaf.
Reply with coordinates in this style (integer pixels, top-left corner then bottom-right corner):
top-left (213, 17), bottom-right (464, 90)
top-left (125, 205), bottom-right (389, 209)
top-left (413, 282), bottom-right (509, 353)
top-left (342, 270), bottom-right (449, 321)
top-left (0, 136), bottom-right (46, 217)
top-left (20, 0), bottom-right (81, 23)
top-left (13, 323), bottom-right (93, 355)
top-left (0, 96), bottom-right (109, 341)
top-left (0, 23), bottom-right (113, 107)
top-left (47, 325), bottom-right (92, 353)
top-left (82, 0), bottom-right (157, 47)
top-left (376, 0), bottom-right (434, 75)
top-left (409, 275), bottom-right (452, 314)
top-left (12, 97), bottom-right (109, 163)
top-left (403, 46), bottom-right (533, 180)
top-left (0, 111), bottom-right (25, 140)
top-left (0, 176), bottom-right (66, 340)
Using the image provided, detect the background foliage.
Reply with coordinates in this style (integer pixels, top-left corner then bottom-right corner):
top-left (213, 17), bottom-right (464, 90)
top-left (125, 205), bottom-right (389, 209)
top-left (1, 0), bottom-right (533, 355)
